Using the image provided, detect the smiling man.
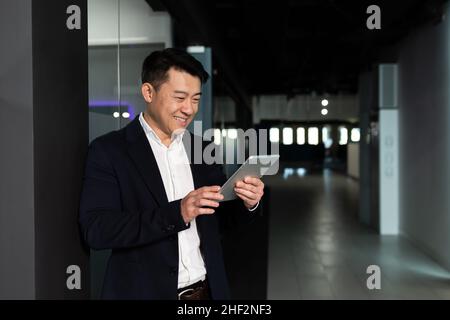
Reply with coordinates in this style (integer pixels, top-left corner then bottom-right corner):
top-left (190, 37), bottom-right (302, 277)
top-left (79, 48), bottom-right (264, 300)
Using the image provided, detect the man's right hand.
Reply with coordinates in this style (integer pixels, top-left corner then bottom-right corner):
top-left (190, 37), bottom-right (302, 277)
top-left (180, 186), bottom-right (224, 224)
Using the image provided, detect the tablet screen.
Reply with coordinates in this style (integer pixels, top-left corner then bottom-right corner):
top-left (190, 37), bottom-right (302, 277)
top-left (219, 155), bottom-right (279, 201)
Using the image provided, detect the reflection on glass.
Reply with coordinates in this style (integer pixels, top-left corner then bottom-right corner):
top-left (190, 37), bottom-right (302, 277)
top-left (282, 167), bottom-right (307, 180)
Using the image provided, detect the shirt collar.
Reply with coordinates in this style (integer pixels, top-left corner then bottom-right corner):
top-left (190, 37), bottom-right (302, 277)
top-left (139, 112), bottom-right (185, 146)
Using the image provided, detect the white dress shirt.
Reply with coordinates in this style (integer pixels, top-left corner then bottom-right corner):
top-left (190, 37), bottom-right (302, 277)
top-left (139, 113), bottom-right (206, 289)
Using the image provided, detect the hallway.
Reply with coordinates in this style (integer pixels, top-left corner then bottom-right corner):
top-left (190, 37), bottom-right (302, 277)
top-left (266, 167), bottom-right (450, 300)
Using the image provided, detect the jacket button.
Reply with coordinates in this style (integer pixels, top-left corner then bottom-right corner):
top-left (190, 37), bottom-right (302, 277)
top-left (166, 224), bottom-right (175, 232)
top-left (170, 267), bottom-right (177, 275)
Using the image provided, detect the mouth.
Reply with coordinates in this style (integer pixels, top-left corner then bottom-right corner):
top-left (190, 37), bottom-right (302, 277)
top-left (173, 116), bottom-right (188, 126)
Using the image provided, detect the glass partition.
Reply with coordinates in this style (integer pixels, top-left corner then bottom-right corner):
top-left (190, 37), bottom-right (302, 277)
top-left (87, 0), bottom-right (168, 299)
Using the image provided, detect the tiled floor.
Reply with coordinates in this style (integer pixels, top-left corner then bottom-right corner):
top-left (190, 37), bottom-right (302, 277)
top-left (266, 167), bottom-right (450, 300)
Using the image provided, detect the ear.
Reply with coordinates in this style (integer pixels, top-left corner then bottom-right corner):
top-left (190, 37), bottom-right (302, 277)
top-left (141, 83), bottom-right (155, 103)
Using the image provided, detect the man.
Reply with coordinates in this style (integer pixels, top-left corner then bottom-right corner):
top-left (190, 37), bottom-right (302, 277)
top-left (79, 48), bottom-right (264, 300)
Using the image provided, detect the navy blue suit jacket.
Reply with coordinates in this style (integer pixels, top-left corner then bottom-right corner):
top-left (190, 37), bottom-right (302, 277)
top-left (79, 116), bottom-right (258, 299)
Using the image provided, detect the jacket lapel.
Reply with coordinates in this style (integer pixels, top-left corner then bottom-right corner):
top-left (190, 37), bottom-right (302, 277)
top-left (125, 116), bottom-right (168, 206)
top-left (124, 118), bottom-right (208, 209)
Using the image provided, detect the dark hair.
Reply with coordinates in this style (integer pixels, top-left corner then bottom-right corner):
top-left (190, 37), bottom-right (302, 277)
top-left (141, 48), bottom-right (209, 90)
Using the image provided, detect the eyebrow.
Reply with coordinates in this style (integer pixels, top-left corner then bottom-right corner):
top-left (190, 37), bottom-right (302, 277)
top-left (173, 90), bottom-right (202, 96)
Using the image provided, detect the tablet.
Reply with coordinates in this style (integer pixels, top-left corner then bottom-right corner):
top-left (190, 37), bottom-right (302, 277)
top-left (219, 155), bottom-right (280, 202)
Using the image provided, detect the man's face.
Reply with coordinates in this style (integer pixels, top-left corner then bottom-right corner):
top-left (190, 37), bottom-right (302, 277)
top-left (144, 67), bottom-right (201, 138)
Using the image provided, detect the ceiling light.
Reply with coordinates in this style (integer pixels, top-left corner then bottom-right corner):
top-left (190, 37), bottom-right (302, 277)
top-left (187, 46), bottom-right (205, 53)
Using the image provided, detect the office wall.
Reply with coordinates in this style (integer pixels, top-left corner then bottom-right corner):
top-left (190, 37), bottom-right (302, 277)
top-left (0, 0), bottom-right (35, 299)
top-left (347, 143), bottom-right (359, 179)
top-left (252, 94), bottom-right (358, 124)
top-left (88, 0), bottom-right (172, 46)
top-left (398, 5), bottom-right (450, 269)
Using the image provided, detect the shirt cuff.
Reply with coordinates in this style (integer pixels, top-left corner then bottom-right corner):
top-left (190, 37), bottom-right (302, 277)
top-left (247, 201), bottom-right (259, 212)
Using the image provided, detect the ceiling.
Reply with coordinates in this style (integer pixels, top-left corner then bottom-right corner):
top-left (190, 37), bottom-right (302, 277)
top-left (148, 0), bottom-right (446, 100)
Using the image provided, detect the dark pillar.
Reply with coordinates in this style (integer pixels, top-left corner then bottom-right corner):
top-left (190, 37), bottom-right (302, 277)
top-left (0, 0), bottom-right (89, 299)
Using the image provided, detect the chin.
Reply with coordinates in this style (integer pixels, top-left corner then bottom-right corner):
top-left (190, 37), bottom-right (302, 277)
top-left (171, 125), bottom-right (187, 135)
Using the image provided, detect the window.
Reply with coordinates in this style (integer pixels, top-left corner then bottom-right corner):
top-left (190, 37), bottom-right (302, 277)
top-left (270, 128), bottom-right (280, 143)
top-left (296, 127), bottom-right (305, 145)
top-left (308, 127), bottom-right (319, 145)
top-left (283, 127), bottom-right (293, 145)
top-left (351, 128), bottom-right (361, 142)
top-left (213, 129), bottom-right (221, 145)
top-left (339, 126), bottom-right (348, 145)
top-left (322, 125), bottom-right (333, 149)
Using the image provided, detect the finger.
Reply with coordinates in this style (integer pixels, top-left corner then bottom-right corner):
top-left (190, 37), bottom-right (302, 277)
top-left (200, 191), bottom-right (224, 201)
top-left (235, 192), bottom-right (256, 205)
top-left (200, 186), bottom-right (221, 192)
top-left (235, 180), bottom-right (253, 188)
top-left (195, 198), bottom-right (220, 208)
top-left (191, 186), bottom-right (221, 198)
top-left (244, 176), bottom-right (263, 187)
top-left (198, 207), bottom-right (215, 215)
top-left (235, 181), bottom-right (258, 194)
top-left (246, 183), bottom-right (260, 194)
top-left (234, 187), bottom-right (257, 200)
top-left (236, 178), bottom-right (261, 189)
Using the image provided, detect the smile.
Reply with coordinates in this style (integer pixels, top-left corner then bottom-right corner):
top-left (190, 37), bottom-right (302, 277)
top-left (174, 116), bottom-right (188, 124)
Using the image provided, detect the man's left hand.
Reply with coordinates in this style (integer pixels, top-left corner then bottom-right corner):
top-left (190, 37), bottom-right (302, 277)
top-left (234, 177), bottom-right (264, 209)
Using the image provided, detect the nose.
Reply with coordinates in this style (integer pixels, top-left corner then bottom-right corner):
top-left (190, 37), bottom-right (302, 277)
top-left (180, 100), bottom-right (194, 116)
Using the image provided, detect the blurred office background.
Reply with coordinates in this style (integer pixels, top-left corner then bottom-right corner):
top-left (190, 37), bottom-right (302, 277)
top-left (1, 0), bottom-right (450, 299)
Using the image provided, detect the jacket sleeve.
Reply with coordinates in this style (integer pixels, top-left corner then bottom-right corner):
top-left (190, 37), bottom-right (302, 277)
top-left (78, 139), bottom-right (189, 250)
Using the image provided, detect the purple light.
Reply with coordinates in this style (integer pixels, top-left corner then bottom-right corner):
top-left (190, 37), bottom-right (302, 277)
top-left (89, 100), bottom-right (136, 119)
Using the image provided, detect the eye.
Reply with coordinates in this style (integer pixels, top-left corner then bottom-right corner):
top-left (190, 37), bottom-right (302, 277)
top-left (175, 97), bottom-right (185, 101)
top-left (192, 99), bottom-right (200, 104)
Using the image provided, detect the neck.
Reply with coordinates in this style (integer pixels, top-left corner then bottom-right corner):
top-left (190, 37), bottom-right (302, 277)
top-left (143, 112), bottom-right (172, 147)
